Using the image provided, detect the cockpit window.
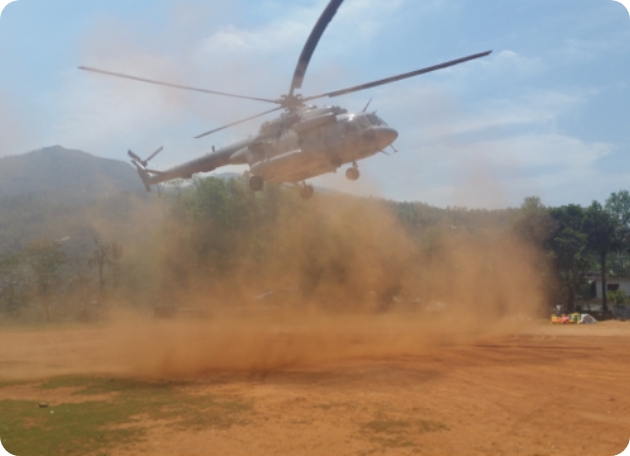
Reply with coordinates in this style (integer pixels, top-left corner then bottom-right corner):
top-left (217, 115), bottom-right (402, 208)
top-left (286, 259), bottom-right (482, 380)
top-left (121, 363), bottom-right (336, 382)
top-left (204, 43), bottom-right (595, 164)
top-left (357, 116), bottom-right (371, 129)
top-left (366, 113), bottom-right (386, 126)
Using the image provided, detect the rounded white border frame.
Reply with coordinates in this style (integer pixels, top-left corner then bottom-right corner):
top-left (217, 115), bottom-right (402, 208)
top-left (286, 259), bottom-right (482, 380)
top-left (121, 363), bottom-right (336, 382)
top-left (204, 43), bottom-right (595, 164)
top-left (0, 0), bottom-right (19, 19)
top-left (613, 0), bottom-right (630, 17)
top-left (0, 438), bottom-right (17, 456)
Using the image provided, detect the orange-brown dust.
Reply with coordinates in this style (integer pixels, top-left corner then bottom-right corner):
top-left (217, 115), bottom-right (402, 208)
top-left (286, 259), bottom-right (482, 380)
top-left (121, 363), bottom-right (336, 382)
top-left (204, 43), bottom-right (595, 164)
top-left (1, 196), bottom-right (546, 380)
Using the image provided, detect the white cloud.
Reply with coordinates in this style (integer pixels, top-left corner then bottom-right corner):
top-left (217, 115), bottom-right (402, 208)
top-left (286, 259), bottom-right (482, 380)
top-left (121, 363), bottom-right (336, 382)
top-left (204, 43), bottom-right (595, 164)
top-left (202, 20), bottom-right (306, 54)
top-left (373, 132), bottom-right (615, 209)
top-left (377, 83), bottom-right (588, 146)
top-left (199, 0), bottom-right (409, 67)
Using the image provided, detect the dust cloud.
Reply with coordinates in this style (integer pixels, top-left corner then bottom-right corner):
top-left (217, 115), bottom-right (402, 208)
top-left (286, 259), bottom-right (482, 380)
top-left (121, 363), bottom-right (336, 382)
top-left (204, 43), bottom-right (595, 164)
top-left (0, 194), bottom-right (546, 381)
top-left (0, 1), bottom-right (546, 383)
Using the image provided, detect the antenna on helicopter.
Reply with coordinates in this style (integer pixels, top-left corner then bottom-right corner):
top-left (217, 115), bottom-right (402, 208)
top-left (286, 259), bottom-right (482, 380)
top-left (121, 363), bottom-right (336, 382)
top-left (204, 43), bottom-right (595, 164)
top-left (362, 98), bottom-right (373, 113)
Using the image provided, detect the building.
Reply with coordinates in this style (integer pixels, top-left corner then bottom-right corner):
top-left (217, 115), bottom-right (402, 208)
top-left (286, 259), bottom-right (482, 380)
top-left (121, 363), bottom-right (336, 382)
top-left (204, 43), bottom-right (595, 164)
top-left (586, 274), bottom-right (630, 300)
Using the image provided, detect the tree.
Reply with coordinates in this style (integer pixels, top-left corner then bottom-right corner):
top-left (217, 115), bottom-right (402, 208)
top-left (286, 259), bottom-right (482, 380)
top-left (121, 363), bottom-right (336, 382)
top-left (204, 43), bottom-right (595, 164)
top-left (167, 179), bottom-right (186, 200)
top-left (605, 190), bottom-right (630, 274)
top-left (89, 238), bottom-right (123, 298)
top-left (0, 252), bottom-right (27, 316)
top-left (546, 205), bottom-right (591, 313)
top-left (605, 190), bottom-right (630, 226)
top-left (583, 201), bottom-right (622, 317)
top-left (23, 239), bottom-right (66, 322)
top-left (513, 197), bottom-right (554, 246)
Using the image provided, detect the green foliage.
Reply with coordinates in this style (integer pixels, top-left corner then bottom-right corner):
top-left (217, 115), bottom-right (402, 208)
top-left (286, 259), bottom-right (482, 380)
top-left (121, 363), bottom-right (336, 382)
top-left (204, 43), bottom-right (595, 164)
top-left (155, 177), bottom-right (284, 298)
top-left (21, 240), bottom-right (66, 322)
top-left (605, 190), bottom-right (630, 276)
top-left (23, 240), bottom-right (66, 294)
top-left (89, 238), bottom-right (123, 296)
top-left (607, 289), bottom-right (627, 305)
top-left (513, 196), bottom-right (554, 246)
top-left (0, 252), bottom-right (27, 316)
top-left (583, 201), bottom-right (624, 313)
top-left (3, 167), bottom-right (630, 320)
top-left (0, 376), bottom-right (252, 456)
top-left (605, 190), bottom-right (630, 226)
top-left (0, 234), bottom-right (127, 322)
top-left (544, 205), bottom-right (591, 312)
top-left (584, 201), bottom-right (621, 257)
top-left (0, 399), bottom-right (140, 456)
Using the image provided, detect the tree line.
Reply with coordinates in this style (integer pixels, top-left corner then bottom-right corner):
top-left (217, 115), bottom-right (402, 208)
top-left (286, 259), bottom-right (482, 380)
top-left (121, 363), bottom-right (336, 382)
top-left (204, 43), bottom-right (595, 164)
top-left (0, 176), bottom-right (628, 322)
top-left (513, 191), bottom-right (630, 315)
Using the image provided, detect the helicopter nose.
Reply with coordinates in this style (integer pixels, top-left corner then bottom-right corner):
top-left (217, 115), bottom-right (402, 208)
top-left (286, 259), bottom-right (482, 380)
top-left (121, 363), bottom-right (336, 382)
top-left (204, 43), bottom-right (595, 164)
top-left (374, 127), bottom-right (398, 148)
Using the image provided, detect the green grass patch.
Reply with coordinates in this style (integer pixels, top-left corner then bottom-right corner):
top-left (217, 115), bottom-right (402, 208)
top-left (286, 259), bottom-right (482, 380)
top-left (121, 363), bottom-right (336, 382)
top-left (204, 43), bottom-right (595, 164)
top-left (1, 376), bottom-right (253, 456)
top-left (360, 415), bottom-right (449, 450)
top-left (0, 399), bottom-right (140, 456)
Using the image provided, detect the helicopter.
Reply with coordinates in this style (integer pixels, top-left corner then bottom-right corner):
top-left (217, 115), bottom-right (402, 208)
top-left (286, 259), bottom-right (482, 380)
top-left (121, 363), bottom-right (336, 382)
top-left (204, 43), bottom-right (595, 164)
top-left (79, 0), bottom-right (491, 199)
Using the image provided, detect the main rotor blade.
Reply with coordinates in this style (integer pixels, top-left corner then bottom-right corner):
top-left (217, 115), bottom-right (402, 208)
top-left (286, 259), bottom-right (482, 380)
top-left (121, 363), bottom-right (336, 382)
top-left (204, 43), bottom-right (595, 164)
top-left (78, 66), bottom-right (280, 104)
top-left (195, 106), bottom-right (283, 139)
top-left (304, 50), bottom-right (492, 101)
top-left (289, 0), bottom-right (344, 97)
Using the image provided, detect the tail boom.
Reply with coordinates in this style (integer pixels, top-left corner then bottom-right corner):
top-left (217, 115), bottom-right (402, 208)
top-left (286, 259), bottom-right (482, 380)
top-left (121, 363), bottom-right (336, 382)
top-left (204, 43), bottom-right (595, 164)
top-left (129, 141), bottom-right (251, 191)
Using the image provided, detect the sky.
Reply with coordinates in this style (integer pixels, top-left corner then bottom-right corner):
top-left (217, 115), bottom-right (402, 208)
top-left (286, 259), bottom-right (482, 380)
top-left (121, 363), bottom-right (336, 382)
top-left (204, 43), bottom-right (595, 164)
top-left (0, 0), bottom-right (629, 208)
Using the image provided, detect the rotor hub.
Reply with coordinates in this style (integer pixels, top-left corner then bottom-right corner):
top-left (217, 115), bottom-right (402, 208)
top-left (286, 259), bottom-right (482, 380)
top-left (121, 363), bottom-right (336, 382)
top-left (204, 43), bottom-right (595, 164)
top-left (278, 94), bottom-right (306, 111)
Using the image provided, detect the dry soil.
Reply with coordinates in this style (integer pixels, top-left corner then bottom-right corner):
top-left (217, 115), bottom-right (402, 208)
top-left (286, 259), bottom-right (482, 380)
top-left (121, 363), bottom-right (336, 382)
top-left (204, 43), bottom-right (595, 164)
top-left (0, 320), bottom-right (629, 455)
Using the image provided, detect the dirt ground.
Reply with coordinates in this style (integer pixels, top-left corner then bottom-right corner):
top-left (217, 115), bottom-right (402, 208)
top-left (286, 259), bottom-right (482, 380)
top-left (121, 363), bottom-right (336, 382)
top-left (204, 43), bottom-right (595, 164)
top-left (1, 320), bottom-right (629, 455)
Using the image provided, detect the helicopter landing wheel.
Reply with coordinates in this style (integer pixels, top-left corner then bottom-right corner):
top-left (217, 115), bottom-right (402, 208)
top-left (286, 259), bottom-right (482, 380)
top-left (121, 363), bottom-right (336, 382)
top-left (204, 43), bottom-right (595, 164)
top-left (345, 167), bottom-right (360, 181)
top-left (249, 175), bottom-right (264, 192)
top-left (300, 184), bottom-right (315, 200)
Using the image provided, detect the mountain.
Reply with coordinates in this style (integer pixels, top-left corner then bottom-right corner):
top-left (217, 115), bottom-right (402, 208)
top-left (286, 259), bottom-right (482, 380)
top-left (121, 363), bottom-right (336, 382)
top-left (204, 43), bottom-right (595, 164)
top-left (0, 146), bottom-right (142, 201)
top-left (0, 146), bottom-right (159, 254)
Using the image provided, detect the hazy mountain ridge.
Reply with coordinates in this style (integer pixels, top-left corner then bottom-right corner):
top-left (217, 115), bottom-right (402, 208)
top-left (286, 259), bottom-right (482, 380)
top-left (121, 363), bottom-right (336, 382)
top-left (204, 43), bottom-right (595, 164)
top-left (0, 146), bottom-right (156, 253)
top-left (0, 146), bottom-right (142, 201)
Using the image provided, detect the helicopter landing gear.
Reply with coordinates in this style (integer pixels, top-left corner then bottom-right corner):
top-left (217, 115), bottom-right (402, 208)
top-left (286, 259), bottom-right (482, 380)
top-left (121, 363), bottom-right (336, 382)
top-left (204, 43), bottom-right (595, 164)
top-left (300, 184), bottom-right (315, 200)
top-left (346, 165), bottom-right (360, 181)
top-left (249, 175), bottom-right (264, 192)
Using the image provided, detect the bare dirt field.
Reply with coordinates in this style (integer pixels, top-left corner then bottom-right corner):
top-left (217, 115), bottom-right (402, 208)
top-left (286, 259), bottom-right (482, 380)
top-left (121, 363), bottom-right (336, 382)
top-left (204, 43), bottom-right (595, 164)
top-left (0, 319), bottom-right (629, 455)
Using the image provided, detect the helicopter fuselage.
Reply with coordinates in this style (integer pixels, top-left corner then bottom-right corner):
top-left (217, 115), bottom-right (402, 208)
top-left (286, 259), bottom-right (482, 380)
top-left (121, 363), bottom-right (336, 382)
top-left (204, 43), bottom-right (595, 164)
top-left (137, 105), bottom-right (397, 190)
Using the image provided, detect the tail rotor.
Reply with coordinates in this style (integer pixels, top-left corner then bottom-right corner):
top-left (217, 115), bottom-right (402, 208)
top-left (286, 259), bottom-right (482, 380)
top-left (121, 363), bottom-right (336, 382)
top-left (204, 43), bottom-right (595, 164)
top-left (128, 146), bottom-right (163, 168)
top-left (128, 146), bottom-right (164, 192)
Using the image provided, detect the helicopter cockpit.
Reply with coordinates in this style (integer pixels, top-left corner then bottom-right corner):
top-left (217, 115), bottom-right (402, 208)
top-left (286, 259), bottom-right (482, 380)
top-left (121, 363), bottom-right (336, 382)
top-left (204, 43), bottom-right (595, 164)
top-left (340, 113), bottom-right (388, 134)
top-left (359, 113), bottom-right (388, 127)
top-left (360, 113), bottom-right (387, 127)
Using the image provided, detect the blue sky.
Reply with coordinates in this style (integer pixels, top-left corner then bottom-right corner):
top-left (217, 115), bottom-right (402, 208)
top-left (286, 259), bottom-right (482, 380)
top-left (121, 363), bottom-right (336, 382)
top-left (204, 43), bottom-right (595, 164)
top-left (0, 0), bottom-right (629, 208)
